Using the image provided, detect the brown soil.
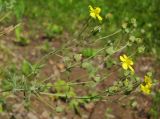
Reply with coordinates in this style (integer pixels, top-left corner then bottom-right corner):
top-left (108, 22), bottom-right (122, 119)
top-left (0, 26), bottom-right (159, 119)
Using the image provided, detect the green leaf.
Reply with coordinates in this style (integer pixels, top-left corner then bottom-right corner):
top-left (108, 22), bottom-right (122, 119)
top-left (54, 80), bottom-right (69, 93)
top-left (0, 104), bottom-right (3, 113)
top-left (91, 26), bottom-right (101, 36)
top-left (82, 62), bottom-right (97, 78)
top-left (130, 18), bottom-right (137, 28)
top-left (81, 48), bottom-right (96, 57)
top-left (40, 41), bottom-right (52, 53)
top-left (74, 54), bottom-right (82, 62)
top-left (69, 99), bottom-right (81, 115)
top-left (129, 36), bottom-right (136, 42)
top-left (138, 46), bottom-right (145, 53)
top-left (93, 76), bottom-right (101, 82)
top-left (147, 72), bottom-right (153, 77)
top-left (15, 27), bottom-right (30, 46)
top-left (22, 60), bottom-right (33, 76)
top-left (55, 106), bottom-right (64, 113)
top-left (106, 46), bottom-right (115, 55)
top-left (46, 24), bottom-right (63, 38)
top-left (15, 27), bottom-right (22, 41)
top-left (32, 64), bottom-right (44, 75)
top-left (124, 70), bottom-right (130, 76)
top-left (14, 0), bottom-right (25, 20)
top-left (105, 58), bottom-right (117, 68)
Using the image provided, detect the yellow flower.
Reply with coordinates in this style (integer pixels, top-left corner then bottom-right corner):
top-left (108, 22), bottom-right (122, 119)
top-left (144, 76), bottom-right (152, 86)
top-left (140, 84), bottom-right (151, 95)
top-left (120, 54), bottom-right (134, 72)
top-left (89, 5), bottom-right (102, 21)
top-left (143, 75), bottom-right (152, 89)
top-left (140, 75), bottom-right (153, 95)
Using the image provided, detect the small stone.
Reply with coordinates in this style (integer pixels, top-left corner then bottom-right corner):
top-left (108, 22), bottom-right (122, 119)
top-left (57, 63), bottom-right (65, 71)
top-left (54, 116), bottom-right (60, 119)
top-left (27, 112), bottom-right (38, 119)
top-left (0, 54), bottom-right (3, 60)
top-left (62, 117), bottom-right (67, 119)
top-left (31, 50), bottom-right (36, 56)
top-left (49, 60), bottom-right (54, 65)
top-left (40, 111), bottom-right (50, 119)
top-left (85, 103), bottom-right (95, 111)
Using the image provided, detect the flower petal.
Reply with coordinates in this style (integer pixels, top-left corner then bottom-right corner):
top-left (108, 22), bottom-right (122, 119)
top-left (89, 5), bottom-right (94, 11)
top-left (97, 15), bottom-right (102, 21)
top-left (95, 7), bottom-right (101, 14)
top-left (147, 83), bottom-right (152, 88)
top-left (140, 84), bottom-right (145, 90)
top-left (130, 60), bottom-right (133, 65)
top-left (140, 84), bottom-right (151, 95)
top-left (123, 54), bottom-right (128, 59)
top-left (144, 76), bottom-right (152, 84)
top-left (129, 66), bottom-right (134, 72)
top-left (90, 12), bottom-right (96, 18)
top-left (122, 63), bottom-right (128, 70)
top-left (120, 56), bottom-right (125, 62)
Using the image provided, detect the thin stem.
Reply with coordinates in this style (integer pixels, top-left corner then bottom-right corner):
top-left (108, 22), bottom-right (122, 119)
top-left (78, 17), bottom-right (91, 38)
top-left (0, 24), bottom-right (21, 37)
top-left (93, 29), bottom-right (122, 44)
top-left (35, 93), bottom-right (56, 111)
top-left (66, 47), bottom-right (106, 70)
top-left (0, 12), bottom-right (11, 22)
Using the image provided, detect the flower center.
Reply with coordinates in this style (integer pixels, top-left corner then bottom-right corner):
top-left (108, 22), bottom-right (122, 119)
top-left (94, 9), bottom-right (99, 15)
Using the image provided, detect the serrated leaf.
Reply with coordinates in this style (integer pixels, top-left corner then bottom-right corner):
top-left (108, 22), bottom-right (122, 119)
top-left (74, 54), bottom-right (82, 62)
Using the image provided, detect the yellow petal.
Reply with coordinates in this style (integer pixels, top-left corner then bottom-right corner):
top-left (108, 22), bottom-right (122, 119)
top-left (120, 56), bottom-right (125, 62)
top-left (129, 60), bottom-right (133, 65)
top-left (95, 7), bottom-right (101, 14)
top-left (144, 88), bottom-right (151, 94)
top-left (90, 12), bottom-right (96, 18)
top-left (97, 15), bottom-right (102, 21)
top-left (123, 54), bottom-right (128, 59)
top-left (122, 63), bottom-right (128, 70)
top-left (144, 76), bottom-right (152, 84)
top-left (129, 66), bottom-right (134, 72)
top-left (140, 84), bottom-right (145, 90)
top-left (146, 83), bottom-right (152, 88)
top-left (140, 84), bottom-right (151, 95)
top-left (89, 5), bottom-right (94, 11)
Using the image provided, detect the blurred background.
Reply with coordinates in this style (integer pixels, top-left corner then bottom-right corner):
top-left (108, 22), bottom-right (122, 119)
top-left (0, 0), bottom-right (160, 55)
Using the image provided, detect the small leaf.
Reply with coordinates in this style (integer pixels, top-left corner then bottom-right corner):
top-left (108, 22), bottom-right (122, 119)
top-left (81, 62), bottom-right (90, 69)
top-left (0, 104), bottom-right (3, 113)
top-left (91, 26), bottom-right (101, 36)
top-left (93, 76), bottom-right (101, 82)
top-left (138, 46), bottom-right (145, 53)
top-left (129, 36), bottom-right (136, 42)
top-left (74, 54), bottom-right (82, 62)
top-left (54, 80), bottom-right (70, 93)
top-left (124, 70), bottom-right (130, 76)
top-left (81, 48), bottom-right (96, 57)
top-left (55, 106), bottom-right (64, 113)
top-left (105, 58), bottom-right (117, 68)
top-left (22, 60), bottom-right (32, 76)
top-left (106, 46), bottom-right (115, 55)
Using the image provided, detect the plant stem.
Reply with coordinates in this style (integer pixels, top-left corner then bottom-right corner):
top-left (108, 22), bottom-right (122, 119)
top-left (93, 29), bottom-right (122, 44)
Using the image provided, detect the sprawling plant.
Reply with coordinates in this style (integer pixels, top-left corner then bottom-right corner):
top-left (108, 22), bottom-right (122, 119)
top-left (0, 3), bottom-right (158, 117)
